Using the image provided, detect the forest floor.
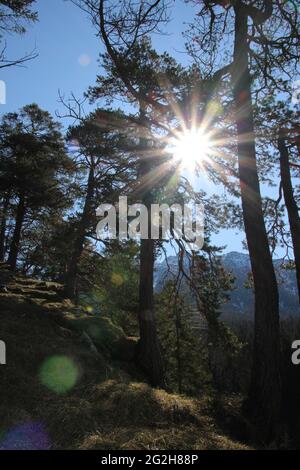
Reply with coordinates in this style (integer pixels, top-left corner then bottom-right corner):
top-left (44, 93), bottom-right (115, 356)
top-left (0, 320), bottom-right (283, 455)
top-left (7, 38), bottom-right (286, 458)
top-left (0, 263), bottom-right (251, 450)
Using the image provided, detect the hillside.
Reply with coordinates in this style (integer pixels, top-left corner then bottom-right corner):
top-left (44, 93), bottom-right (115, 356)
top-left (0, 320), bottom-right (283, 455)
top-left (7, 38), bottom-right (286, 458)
top-left (154, 252), bottom-right (300, 316)
top-left (0, 264), bottom-right (250, 450)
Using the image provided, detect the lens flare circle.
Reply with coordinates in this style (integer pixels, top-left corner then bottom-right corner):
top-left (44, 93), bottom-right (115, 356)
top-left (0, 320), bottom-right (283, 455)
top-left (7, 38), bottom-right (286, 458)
top-left (39, 355), bottom-right (79, 395)
top-left (171, 128), bottom-right (211, 170)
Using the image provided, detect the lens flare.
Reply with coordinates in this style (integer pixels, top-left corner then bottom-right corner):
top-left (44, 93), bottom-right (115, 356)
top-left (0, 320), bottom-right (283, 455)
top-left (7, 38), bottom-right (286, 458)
top-left (170, 128), bottom-right (212, 170)
top-left (0, 422), bottom-right (50, 450)
top-left (111, 272), bottom-right (124, 286)
top-left (39, 355), bottom-right (79, 394)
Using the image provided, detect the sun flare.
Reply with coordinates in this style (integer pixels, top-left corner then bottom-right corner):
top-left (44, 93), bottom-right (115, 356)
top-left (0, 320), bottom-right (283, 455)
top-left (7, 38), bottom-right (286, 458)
top-left (170, 128), bottom-right (211, 170)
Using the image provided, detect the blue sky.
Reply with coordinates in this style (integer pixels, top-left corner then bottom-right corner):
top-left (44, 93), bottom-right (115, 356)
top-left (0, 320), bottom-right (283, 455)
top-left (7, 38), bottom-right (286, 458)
top-left (0, 0), bottom-right (257, 255)
top-left (0, 0), bottom-right (195, 121)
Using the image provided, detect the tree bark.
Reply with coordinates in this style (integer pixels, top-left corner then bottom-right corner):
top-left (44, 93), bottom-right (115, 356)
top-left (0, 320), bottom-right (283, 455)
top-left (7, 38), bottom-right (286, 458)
top-left (175, 305), bottom-right (182, 394)
top-left (136, 104), bottom-right (165, 387)
top-left (0, 193), bottom-right (10, 262)
top-left (65, 166), bottom-right (95, 299)
top-left (8, 193), bottom-right (26, 270)
top-left (278, 132), bottom-right (300, 303)
top-left (232, 4), bottom-right (281, 442)
top-left (137, 236), bottom-right (165, 386)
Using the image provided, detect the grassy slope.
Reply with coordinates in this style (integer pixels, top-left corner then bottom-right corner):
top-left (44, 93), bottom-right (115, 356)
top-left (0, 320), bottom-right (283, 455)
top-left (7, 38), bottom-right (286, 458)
top-left (0, 264), bottom-right (250, 450)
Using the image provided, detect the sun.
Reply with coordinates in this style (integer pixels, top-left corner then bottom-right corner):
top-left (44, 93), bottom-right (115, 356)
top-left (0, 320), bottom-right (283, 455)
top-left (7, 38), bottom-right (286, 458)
top-left (170, 128), bottom-right (212, 170)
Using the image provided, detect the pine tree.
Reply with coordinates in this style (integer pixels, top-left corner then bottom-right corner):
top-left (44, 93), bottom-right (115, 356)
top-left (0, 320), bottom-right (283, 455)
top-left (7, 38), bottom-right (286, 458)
top-left (0, 1), bottom-right (38, 68)
top-left (0, 104), bottom-right (74, 270)
top-left (186, 0), bottom-right (299, 440)
top-left (82, 36), bottom-right (189, 386)
top-left (64, 109), bottom-right (135, 299)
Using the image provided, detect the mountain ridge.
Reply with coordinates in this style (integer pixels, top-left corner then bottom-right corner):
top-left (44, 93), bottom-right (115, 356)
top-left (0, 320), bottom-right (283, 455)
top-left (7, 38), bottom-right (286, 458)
top-left (154, 251), bottom-right (299, 316)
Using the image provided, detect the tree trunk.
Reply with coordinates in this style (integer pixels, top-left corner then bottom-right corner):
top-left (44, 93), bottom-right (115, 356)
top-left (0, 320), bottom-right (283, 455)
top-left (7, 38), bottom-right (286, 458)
top-left (8, 194), bottom-right (26, 270)
top-left (175, 305), bottom-right (182, 394)
top-left (136, 104), bottom-right (165, 387)
top-left (0, 193), bottom-right (10, 262)
top-left (65, 166), bottom-right (95, 299)
top-left (232, 5), bottom-right (281, 442)
top-left (278, 132), bottom-right (300, 303)
top-left (137, 236), bottom-right (165, 386)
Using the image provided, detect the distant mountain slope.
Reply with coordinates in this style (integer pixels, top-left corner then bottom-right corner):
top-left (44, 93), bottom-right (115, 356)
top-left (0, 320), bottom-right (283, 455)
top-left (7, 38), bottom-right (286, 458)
top-left (154, 251), bottom-right (299, 316)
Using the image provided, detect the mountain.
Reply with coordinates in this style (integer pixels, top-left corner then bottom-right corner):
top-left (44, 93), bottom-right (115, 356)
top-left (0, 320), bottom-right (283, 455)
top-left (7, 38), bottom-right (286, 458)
top-left (154, 251), bottom-right (300, 316)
